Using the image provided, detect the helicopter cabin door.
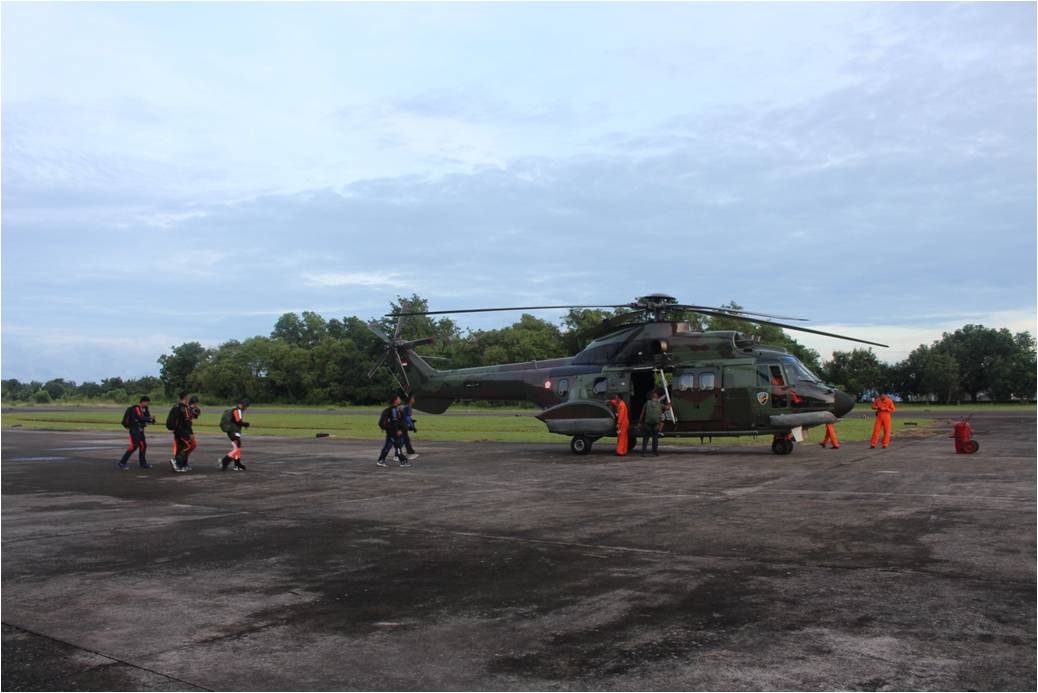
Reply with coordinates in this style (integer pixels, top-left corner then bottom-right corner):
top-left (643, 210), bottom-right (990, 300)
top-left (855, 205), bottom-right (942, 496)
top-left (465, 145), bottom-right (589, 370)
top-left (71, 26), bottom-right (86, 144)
top-left (672, 368), bottom-right (724, 431)
top-left (721, 364), bottom-right (755, 430)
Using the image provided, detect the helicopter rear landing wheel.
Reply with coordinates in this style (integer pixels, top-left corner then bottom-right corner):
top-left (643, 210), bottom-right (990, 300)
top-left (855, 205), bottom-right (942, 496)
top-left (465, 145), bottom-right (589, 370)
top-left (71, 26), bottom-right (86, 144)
top-left (570, 435), bottom-right (592, 455)
top-left (771, 437), bottom-right (794, 455)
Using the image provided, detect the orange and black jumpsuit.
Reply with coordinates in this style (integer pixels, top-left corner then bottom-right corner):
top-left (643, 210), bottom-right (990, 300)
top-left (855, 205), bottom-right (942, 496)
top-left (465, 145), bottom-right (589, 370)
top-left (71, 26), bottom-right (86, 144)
top-left (220, 407), bottom-right (248, 470)
top-left (171, 403), bottom-right (197, 470)
top-left (119, 405), bottom-right (153, 467)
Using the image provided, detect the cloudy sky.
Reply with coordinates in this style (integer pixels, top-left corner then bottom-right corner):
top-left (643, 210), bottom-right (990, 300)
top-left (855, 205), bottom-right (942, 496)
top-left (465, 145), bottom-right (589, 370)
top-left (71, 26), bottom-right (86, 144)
top-left (3, 2), bottom-right (1035, 382)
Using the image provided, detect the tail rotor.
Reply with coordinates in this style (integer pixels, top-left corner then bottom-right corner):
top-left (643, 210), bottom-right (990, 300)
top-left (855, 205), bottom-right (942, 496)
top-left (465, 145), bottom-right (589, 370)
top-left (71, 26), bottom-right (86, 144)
top-left (366, 312), bottom-right (435, 391)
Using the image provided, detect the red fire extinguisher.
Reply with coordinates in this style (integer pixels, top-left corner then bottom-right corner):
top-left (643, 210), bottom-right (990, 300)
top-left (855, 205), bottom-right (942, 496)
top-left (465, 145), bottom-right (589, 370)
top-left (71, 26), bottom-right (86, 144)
top-left (951, 418), bottom-right (979, 454)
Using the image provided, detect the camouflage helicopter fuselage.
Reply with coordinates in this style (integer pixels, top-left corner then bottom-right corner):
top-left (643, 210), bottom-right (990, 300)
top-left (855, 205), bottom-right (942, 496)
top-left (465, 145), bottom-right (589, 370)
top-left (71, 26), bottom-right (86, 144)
top-left (395, 321), bottom-right (856, 454)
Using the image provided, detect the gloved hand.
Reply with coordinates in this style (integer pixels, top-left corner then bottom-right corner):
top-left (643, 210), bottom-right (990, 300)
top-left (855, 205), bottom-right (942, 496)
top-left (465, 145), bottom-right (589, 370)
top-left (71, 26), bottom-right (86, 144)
top-left (242, 421), bottom-right (251, 428)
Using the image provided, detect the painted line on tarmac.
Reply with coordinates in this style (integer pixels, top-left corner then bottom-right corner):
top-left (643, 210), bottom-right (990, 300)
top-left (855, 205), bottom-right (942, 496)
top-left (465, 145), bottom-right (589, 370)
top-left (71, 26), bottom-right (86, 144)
top-left (6, 456), bottom-right (69, 461)
top-left (50, 446), bottom-right (119, 451)
top-left (1, 622), bottom-right (212, 692)
top-left (754, 488), bottom-right (1033, 503)
top-left (400, 524), bottom-right (678, 557)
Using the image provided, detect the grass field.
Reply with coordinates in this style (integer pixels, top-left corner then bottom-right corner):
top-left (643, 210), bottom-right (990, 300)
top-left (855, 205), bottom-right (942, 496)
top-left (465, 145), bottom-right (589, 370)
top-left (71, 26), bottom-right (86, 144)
top-left (1, 407), bottom-right (947, 445)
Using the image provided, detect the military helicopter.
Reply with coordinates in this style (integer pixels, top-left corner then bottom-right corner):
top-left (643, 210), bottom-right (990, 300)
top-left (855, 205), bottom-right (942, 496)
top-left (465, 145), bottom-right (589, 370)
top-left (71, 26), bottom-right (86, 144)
top-left (366, 294), bottom-right (887, 456)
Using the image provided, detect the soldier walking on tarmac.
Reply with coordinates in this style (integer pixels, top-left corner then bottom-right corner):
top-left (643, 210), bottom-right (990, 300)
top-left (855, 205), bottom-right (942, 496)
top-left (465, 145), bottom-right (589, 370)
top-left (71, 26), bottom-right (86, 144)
top-left (638, 389), bottom-right (668, 457)
top-left (870, 393), bottom-right (897, 449)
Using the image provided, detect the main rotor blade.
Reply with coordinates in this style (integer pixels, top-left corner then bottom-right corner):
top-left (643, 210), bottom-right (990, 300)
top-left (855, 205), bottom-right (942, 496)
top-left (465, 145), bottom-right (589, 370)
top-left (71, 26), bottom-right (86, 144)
top-left (393, 350), bottom-right (411, 391)
top-left (389, 304), bottom-right (630, 317)
top-left (691, 309), bottom-right (890, 348)
top-left (672, 305), bottom-right (808, 321)
top-left (366, 351), bottom-right (389, 380)
top-left (393, 300), bottom-right (410, 339)
top-left (366, 321), bottom-right (391, 343)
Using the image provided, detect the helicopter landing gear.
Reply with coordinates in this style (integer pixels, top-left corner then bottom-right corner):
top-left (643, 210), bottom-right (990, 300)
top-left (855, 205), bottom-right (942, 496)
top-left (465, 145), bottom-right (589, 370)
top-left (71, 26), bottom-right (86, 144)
top-left (570, 435), bottom-right (593, 455)
top-left (771, 436), bottom-right (795, 455)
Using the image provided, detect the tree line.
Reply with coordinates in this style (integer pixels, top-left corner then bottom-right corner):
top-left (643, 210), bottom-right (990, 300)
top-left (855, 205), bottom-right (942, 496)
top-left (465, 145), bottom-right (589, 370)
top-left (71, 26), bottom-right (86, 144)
top-left (3, 295), bottom-right (1034, 405)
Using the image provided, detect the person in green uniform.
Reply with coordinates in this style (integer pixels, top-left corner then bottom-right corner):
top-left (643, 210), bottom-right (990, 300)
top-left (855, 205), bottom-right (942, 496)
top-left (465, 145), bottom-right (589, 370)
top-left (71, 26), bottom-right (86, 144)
top-left (638, 389), bottom-right (667, 457)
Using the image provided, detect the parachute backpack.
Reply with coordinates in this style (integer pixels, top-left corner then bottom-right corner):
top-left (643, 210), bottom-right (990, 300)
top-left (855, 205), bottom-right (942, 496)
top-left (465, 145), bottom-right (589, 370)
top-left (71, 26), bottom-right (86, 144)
top-left (219, 409), bottom-right (236, 433)
top-left (165, 405), bottom-right (180, 431)
top-left (121, 406), bottom-right (135, 429)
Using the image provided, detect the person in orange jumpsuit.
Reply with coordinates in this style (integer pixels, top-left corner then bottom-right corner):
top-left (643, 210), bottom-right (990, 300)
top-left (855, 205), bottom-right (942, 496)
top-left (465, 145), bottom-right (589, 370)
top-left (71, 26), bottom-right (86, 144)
top-left (608, 394), bottom-right (629, 456)
top-left (870, 393), bottom-right (897, 448)
top-left (820, 422), bottom-right (840, 449)
top-left (770, 369), bottom-right (802, 405)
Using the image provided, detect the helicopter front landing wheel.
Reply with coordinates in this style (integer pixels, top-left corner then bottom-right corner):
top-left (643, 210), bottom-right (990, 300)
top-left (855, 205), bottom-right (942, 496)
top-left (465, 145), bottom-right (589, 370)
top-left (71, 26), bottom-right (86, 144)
top-left (771, 437), bottom-right (795, 455)
top-left (570, 435), bottom-right (593, 455)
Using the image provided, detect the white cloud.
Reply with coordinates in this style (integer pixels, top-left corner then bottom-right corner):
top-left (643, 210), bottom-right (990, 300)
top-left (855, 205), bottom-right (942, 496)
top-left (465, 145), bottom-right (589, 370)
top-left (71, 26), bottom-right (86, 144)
top-left (303, 271), bottom-right (409, 288)
top-left (797, 306), bottom-right (1038, 363)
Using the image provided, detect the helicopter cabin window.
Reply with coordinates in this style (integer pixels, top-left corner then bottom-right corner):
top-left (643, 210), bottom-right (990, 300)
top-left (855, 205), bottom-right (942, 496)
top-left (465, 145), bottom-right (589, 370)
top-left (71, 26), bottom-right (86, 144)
top-left (723, 366), bottom-right (754, 388)
top-left (556, 379), bottom-right (569, 397)
top-left (592, 377), bottom-right (608, 395)
top-left (676, 373), bottom-right (694, 391)
top-left (698, 372), bottom-right (716, 390)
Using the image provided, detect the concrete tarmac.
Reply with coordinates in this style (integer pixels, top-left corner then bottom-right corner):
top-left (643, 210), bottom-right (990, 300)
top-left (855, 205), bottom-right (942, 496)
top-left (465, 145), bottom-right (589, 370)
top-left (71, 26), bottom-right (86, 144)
top-left (2, 416), bottom-right (1035, 691)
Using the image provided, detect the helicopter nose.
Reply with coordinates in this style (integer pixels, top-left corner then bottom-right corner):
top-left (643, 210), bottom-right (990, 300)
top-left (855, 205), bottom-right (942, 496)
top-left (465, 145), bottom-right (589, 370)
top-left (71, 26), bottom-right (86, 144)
top-left (833, 390), bottom-right (855, 418)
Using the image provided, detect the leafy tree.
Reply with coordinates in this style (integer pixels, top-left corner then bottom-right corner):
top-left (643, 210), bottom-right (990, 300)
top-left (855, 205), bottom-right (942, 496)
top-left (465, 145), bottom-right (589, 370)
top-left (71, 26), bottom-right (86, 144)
top-left (103, 388), bottom-right (129, 403)
top-left (158, 342), bottom-right (209, 396)
top-left (1009, 332), bottom-right (1037, 401)
top-left (76, 381), bottom-right (103, 399)
top-left (299, 311), bottom-right (328, 348)
top-left (938, 325), bottom-right (1020, 402)
top-left (822, 349), bottom-right (883, 401)
top-left (561, 308), bottom-right (614, 354)
top-left (125, 376), bottom-right (162, 397)
top-left (32, 390), bottom-right (51, 404)
top-left (326, 318), bottom-right (346, 340)
top-left (100, 377), bottom-right (125, 392)
top-left (2, 379), bottom-right (33, 401)
top-left (455, 314), bottom-right (566, 367)
top-left (921, 350), bottom-right (961, 404)
top-left (271, 313), bottom-right (306, 346)
top-left (43, 378), bottom-right (74, 400)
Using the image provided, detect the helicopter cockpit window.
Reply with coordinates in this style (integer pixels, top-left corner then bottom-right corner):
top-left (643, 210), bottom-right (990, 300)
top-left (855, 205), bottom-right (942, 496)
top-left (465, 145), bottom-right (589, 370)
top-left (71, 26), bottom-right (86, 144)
top-left (592, 377), bottom-right (608, 395)
top-left (784, 358), bottom-right (822, 383)
top-left (756, 367), bottom-right (773, 386)
top-left (557, 379), bottom-right (569, 397)
top-left (768, 365), bottom-right (785, 385)
top-left (699, 372), bottom-right (716, 390)
top-left (676, 373), bottom-right (694, 391)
